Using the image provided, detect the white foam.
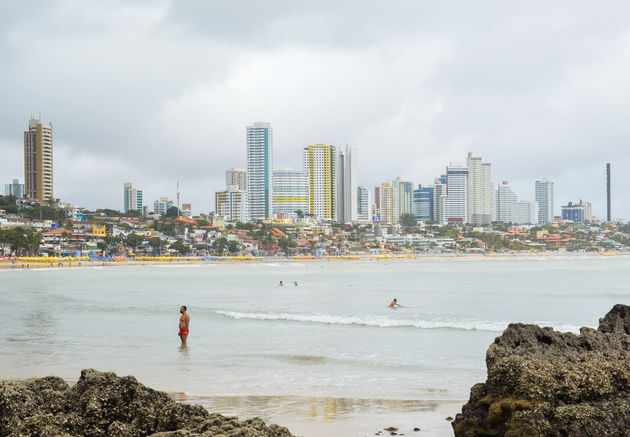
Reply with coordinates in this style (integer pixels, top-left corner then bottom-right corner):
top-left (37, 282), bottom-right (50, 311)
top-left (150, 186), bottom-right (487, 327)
top-left (215, 310), bottom-right (507, 332)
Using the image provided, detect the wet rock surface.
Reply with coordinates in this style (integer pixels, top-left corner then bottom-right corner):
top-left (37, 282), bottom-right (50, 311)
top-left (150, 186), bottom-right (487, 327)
top-left (453, 304), bottom-right (630, 436)
top-left (0, 369), bottom-right (294, 437)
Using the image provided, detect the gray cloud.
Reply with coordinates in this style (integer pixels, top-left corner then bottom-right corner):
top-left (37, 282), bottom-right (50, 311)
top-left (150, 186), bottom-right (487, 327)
top-left (0, 1), bottom-right (628, 219)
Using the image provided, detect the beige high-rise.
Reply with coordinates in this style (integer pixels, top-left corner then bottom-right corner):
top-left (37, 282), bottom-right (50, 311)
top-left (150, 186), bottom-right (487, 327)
top-left (24, 119), bottom-right (53, 203)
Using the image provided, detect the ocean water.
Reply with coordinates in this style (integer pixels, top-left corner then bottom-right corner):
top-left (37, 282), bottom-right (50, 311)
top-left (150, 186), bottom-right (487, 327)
top-left (1, 257), bottom-right (629, 436)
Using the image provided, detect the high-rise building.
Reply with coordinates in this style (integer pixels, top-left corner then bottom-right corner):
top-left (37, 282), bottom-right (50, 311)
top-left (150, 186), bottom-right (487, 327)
top-left (272, 168), bottom-right (309, 218)
top-left (535, 179), bottom-right (554, 224)
top-left (392, 177), bottom-right (414, 218)
top-left (512, 201), bottom-right (539, 225)
top-left (154, 197), bottom-right (174, 215)
top-left (24, 119), bottom-right (53, 203)
top-left (433, 177), bottom-right (447, 225)
top-left (216, 185), bottom-right (249, 222)
top-left (123, 183), bottom-right (143, 213)
top-left (606, 163), bottom-right (611, 222)
top-left (413, 185), bottom-right (434, 222)
top-left (336, 145), bottom-right (358, 223)
top-left (226, 168), bottom-right (247, 191)
top-left (495, 181), bottom-right (517, 223)
top-left (357, 186), bottom-right (369, 222)
top-left (181, 203), bottom-right (192, 218)
top-left (561, 200), bottom-right (592, 223)
top-left (304, 144), bottom-right (337, 221)
top-left (466, 153), bottom-right (492, 225)
top-left (4, 178), bottom-right (25, 198)
top-left (444, 165), bottom-right (469, 224)
top-left (375, 182), bottom-right (399, 224)
top-left (246, 122), bottom-right (273, 219)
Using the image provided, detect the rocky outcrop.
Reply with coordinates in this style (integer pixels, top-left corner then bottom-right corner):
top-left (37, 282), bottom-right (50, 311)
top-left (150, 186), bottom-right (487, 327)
top-left (0, 369), bottom-right (294, 437)
top-left (453, 304), bottom-right (630, 436)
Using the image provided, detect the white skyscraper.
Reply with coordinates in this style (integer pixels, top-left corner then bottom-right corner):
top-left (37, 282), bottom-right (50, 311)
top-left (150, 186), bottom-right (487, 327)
top-left (466, 152), bottom-right (492, 225)
top-left (392, 177), bottom-right (414, 217)
top-left (535, 179), bottom-right (554, 224)
top-left (512, 201), bottom-right (538, 225)
top-left (226, 168), bottom-right (247, 191)
top-left (123, 183), bottom-right (143, 213)
top-left (216, 185), bottom-right (249, 223)
top-left (444, 165), bottom-right (469, 224)
top-left (272, 168), bottom-right (309, 218)
top-left (357, 186), bottom-right (369, 222)
top-left (495, 181), bottom-right (517, 223)
top-left (304, 144), bottom-right (337, 221)
top-left (246, 122), bottom-right (273, 220)
top-left (336, 144), bottom-right (358, 223)
top-left (433, 177), bottom-right (447, 225)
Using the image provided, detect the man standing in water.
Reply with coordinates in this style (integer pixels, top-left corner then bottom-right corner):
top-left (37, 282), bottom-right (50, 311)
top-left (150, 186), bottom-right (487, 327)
top-left (389, 298), bottom-right (402, 309)
top-left (178, 306), bottom-right (190, 345)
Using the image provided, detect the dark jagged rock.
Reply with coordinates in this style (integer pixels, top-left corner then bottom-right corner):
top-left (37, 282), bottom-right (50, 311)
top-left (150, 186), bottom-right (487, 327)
top-left (0, 369), bottom-right (294, 437)
top-left (453, 304), bottom-right (630, 436)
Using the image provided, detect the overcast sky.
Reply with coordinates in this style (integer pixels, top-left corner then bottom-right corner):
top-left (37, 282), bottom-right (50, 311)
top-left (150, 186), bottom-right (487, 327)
top-left (1, 1), bottom-right (629, 219)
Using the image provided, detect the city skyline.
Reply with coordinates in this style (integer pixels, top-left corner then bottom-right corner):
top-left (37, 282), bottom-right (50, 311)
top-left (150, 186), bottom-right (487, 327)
top-left (0, 2), bottom-right (628, 219)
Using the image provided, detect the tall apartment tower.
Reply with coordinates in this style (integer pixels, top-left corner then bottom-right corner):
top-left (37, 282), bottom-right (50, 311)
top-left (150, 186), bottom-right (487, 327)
top-left (304, 144), bottom-right (337, 221)
top-left (24, 118), bottom-right (53, 203)
top-left (495, 181), bottom-right (517, 223)
top-left (535, 179), bottom-right (554, 224)
top-left (392, 177), bottom-right (414, 217)
top-left (433, 177), bottom-right (447, 225)
top-left (4, 178), bottom-right (25, 198)
top-left (375, 182), bottom-right (399, 224)
top-left (606, 163), bottom-right (611, 222)
top-left (466, 152), bottom-right (492, 225)
top-left (123, 183), bottom-right (143, 213)
top-left (246, 122), bottom-right (273, 220)
top-left (357, 186), bottom-right (370, 222)
top-left (226, 168), bottom-right (247, 191)
top-left (444, 165), bottom-right (469, 224)
top-left (272, 168), bottom-right (309, 218)
top-left (336, 144), bottom-right (358, 223)
top-left (216, 185), bottom-right (249, 222)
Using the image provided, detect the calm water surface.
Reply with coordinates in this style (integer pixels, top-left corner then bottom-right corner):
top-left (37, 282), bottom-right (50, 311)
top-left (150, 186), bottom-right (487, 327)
top-left (1, 257), bottom-right (629, 436)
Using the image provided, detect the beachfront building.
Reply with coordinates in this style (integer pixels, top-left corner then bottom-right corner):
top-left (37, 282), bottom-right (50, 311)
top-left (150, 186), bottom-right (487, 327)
top-left (512, 200), bottom-right (538, 225)
top-left (375, 182), bottom-right (399, 224)
top-left (413, 185), bottom-right (434, 222)
top-left (392, 177), bottom-right (414, 217)
top-left (247, 122), bottom-right (274, 220)
top-left (357, 186), bottom-right (370, 222)
top-left (304, 144), bottom-right (337, 221)
top-left (24, 118), bottom-right (53, 203)
top-left (561, 201), bottom-right (592, 223)
top-left (535, 179), bottom-right (554, 224)
top-left (216, 185), bottom-right (249, 222)
top-left (336, 144), bottom-right (357, 223)
top-left (4, 178), bottom-right (25, 198)
top-left (433, 177), bottom-right (447, 225)
top-left (466, 152), bottom-right (492, 225)
top-left (123, 183), bottom-right (143, 213)
top-left (153, 197), bottom-right (174, 215)
top-left (226, 168), bottom-right (247, 191)
top-left (272, 168), bottom-right (309, 218)
top-left (444, 165), bottom-right (468, 224)
top-left (495, 181), bottom-right (517, 223)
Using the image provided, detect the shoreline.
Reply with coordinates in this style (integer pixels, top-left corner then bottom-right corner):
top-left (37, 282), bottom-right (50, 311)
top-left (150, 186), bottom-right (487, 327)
top-left (1, 251), bottom-right (627, 271)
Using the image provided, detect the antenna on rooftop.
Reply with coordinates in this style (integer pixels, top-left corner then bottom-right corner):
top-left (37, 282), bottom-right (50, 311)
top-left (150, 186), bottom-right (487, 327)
top-left (177, 181), bottom-right (180, 215)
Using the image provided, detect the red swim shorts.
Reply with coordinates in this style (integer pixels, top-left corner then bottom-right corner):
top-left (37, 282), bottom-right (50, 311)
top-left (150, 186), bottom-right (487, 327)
top-left (178, 329), bottom-right (189, 336)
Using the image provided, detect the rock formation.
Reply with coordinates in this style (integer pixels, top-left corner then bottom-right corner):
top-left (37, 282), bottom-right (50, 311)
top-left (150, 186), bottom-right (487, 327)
top-left (0, 368), bottom-right (294, 437)
top-left (453, 304), bottom-right (630, 436)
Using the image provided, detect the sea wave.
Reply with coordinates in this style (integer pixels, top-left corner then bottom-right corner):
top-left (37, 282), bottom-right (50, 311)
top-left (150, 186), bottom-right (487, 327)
top-left (215, 310), bottom-right (508, 332)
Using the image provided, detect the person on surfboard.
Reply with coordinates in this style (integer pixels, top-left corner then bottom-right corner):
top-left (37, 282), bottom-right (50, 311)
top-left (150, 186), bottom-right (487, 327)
top-left (388, 298), bottom-right (402, 309)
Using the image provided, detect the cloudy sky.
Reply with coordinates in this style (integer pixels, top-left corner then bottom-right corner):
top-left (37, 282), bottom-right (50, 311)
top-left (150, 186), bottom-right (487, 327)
top-left (1, 1), bottom-right (629, 219)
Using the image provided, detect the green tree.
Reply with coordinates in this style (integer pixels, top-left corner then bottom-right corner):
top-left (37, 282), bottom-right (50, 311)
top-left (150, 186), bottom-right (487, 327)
top-left (212, 237), bottom-right (228, 255)
top-left (165, 206), bottom-right (179, 219)
top-left (169, 240), bottom-right (191, 254)
top-left (228, 241), bottom-right (239, 254)
top-left (149, 236), bottom-right (162, 254)
top-left (125, 233), bottom-right (142, 252)
top-left (400, 213), bottom-right (417, 229)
